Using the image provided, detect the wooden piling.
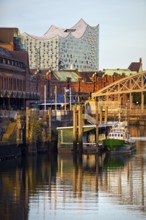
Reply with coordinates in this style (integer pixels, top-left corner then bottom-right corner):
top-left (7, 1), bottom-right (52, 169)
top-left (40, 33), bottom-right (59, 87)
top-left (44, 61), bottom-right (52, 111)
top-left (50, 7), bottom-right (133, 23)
top-left (48, 109), bottom-right (52, 142)
top-left (16, 114), bottom-right (22, 145)
top-left (104, 106), bottom-right (108, 124)
top-left (78, 105), bottom-right (83, 155)
top-left (99, 106), bottom-right (103, 124)
top-left (27, 109), bottom-right (38, 154)
top-left (96, 100), bottom-right (99, 151)
top-left (73, 105), bottom-right (78, 153)
top-left (26, 107), bottom-right (29, 144)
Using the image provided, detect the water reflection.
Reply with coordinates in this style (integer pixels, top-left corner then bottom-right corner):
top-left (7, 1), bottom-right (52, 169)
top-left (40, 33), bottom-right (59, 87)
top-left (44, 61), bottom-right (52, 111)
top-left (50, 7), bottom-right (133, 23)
top-left (0, 128), bottom-right (146, 220)
top-left (103, 154), bottom-right (133, 168)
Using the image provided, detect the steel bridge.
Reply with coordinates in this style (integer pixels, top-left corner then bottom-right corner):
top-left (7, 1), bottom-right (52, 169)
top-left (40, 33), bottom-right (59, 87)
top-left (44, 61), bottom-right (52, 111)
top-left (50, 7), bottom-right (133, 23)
top-left (92, 71), bottom-right (146, 112)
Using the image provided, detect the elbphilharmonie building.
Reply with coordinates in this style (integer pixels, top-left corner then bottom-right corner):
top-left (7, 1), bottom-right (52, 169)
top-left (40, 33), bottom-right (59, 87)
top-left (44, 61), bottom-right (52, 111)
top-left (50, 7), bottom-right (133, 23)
top-left (21, 19), bottom-right (99, 71)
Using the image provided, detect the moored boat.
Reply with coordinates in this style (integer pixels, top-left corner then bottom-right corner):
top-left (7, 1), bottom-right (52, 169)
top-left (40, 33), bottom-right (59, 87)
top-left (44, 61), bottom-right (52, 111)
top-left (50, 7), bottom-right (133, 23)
top-left (103, 122), bottom-right (135, 153)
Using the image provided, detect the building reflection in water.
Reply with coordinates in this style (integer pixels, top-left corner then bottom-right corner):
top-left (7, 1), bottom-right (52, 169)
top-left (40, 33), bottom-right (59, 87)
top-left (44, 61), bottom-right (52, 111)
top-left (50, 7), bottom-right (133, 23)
top-left (0, 127), bottom-right (146, 220)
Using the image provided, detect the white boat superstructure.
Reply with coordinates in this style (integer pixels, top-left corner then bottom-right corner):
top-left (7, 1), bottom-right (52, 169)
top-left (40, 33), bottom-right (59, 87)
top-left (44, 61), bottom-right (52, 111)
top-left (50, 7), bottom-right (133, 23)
top-left (103, 121), bottom-right (136, 152)
top-left (108, 126), bottom-right (129, 141)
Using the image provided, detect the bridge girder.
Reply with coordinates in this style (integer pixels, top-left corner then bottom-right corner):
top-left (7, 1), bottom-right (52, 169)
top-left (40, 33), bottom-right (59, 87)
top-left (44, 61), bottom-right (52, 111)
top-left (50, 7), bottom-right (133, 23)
top-left (92, 71), bottom-right (146, 98)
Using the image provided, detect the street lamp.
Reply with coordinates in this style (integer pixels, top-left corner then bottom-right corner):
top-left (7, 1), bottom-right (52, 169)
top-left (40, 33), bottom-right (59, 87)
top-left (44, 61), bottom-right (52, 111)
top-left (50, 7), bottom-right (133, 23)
top-left (34, 68), bottom-right (41, 93)
top-left (34, 47), bottom-right (41, 94)
top-left (54, 85), bottom-right (57, 111)
top-left (44, 84), bottom-right (46, 111)
top-left (66, 77), bottom-right (71, 110)
top-left (92, 72), bottom-right (97, 92)
top-left (78, 77), bottom-right (82, 103)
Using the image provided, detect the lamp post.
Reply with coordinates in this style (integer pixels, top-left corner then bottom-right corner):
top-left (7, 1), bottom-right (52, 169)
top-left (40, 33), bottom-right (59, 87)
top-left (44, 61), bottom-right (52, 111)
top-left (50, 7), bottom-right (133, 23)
top-left (69, 87), bottom-right (72, 110)
top-left (54, 85), bottom-right (57, 111)
top-left (78, 77), bottom-right (82, 103)
top-left (35, 47), bottom-right (41, 95)
top-left (92, 72), bottom-right (97, 92)
top-left (44, 84), bottom-right (46, 111)
top-left (34, 68), bottom-right (40, 93)
top-left (64, 87), bottom-right (66, 111)
top-left (66, 77), bottom-right (71, 110)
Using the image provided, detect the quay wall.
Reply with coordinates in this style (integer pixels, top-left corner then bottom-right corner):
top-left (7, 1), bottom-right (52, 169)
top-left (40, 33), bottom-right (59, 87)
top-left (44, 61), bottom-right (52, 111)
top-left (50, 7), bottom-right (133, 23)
top-left (0, 107), bottom-right (146, 160)
top-left (0, 109), bottom-right (73, 160)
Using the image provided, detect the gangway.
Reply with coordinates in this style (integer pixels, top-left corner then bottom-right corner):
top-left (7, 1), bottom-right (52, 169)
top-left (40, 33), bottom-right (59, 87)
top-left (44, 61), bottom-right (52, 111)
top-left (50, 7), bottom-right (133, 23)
top-left (131, 137), bottom-right (146, 141)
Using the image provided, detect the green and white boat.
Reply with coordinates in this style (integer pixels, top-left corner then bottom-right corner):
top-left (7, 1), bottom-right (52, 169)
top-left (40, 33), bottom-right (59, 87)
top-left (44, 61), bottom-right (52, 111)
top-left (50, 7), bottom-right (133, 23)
top-left (103, 122), bottom-right (135, 152)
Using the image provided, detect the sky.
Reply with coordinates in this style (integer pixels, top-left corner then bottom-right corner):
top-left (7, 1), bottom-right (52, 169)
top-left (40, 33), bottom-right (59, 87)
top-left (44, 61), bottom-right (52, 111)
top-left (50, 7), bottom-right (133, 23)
top-left (0, 0), bottom-right (146, 70)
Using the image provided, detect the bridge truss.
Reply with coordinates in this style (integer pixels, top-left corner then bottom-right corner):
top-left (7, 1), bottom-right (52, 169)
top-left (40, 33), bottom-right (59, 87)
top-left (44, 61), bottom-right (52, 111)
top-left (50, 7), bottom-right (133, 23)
top-left (92, 71), bottom-right (146, 111)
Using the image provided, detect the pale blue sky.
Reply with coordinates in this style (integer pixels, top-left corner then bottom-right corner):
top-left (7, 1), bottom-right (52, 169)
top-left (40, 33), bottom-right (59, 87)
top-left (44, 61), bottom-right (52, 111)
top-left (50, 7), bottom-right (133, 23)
top-left (0, 0), bottom-right (146, 70)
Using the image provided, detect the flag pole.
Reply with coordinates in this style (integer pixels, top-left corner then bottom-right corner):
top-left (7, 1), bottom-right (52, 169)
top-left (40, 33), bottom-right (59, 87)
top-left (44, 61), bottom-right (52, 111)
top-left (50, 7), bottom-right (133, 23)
top-left (70, 87), bottom-right (72, 110)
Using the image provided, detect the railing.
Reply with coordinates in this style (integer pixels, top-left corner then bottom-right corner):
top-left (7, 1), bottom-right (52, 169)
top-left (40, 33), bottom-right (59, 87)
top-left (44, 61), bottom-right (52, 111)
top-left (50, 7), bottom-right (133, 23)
top-left (108, 108), bottom-right (146, 115)
top-left (83, 114), bottom-right (96, 125)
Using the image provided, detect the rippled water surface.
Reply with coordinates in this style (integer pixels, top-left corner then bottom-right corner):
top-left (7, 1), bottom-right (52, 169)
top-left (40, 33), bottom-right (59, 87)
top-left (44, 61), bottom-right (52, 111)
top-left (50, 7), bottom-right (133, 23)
top-left (0, 126), bottom-right (146, 220)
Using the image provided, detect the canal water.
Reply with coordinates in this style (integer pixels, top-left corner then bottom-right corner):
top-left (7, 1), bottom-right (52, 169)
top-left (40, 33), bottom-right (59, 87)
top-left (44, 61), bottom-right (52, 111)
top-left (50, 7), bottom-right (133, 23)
top-left (0, 126), bottom-right (146, 220)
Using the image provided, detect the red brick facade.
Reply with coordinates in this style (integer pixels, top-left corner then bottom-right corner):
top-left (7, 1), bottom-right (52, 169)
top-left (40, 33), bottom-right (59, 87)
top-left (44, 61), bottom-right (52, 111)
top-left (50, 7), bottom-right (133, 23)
top-left (0, 47), bottom-right (38, 109)
top-left (45, 70), bottom-right (126, 103)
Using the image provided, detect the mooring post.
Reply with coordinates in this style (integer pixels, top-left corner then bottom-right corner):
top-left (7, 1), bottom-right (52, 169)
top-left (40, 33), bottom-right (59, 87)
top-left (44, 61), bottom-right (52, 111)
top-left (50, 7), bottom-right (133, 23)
top-left (95, 154), bottom-right (98, 191)
top-left (16, 114), bottom-right (22, 145)
top-left (48, 108), bottom-right (52, 142)
top-left (40, 110), bottom-right (47, 151)
top-left (26, 107), bottom-right (29, 144)
top-left (96, 100), bottom-right (99, 152)
top-left (99, 106), bottom-right (102, 124)
top-left (78, 105), bottom-right (83, 155)
top-left (73, 105), bottom-right (78, 153)
top-left (27, 109), bottom-right (38, 154)
top-left (104, 106), bottom-right (108, 124)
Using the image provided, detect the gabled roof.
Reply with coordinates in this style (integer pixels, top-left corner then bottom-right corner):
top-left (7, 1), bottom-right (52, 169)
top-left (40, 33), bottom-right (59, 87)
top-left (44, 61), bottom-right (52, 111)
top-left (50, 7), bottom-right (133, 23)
top-left (53, 71), bottom-right (80, 82)
top-left (103, 59), bottom-right (143, 76)
top-left (77, 72), bottom-right (93, 82)
top-left (79, 71), bottom-right (104, 82)
top-left (103, 68), bottom-right (136, 76)
top-left (128, 58), bottom-right (143, 72)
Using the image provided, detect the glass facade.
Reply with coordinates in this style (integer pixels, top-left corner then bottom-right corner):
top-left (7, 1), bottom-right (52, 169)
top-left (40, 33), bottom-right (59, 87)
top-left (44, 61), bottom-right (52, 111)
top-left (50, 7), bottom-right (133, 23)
top-left (21, 20), bottom-right (99, 71)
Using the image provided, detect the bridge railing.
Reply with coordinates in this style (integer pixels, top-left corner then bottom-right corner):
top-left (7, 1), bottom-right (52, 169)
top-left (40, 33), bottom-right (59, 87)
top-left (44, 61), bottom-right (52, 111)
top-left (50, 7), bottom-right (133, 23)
top-left (108, 107), bottom-right (146, 116)
top-left (128, 108), bottom-right (146, 115)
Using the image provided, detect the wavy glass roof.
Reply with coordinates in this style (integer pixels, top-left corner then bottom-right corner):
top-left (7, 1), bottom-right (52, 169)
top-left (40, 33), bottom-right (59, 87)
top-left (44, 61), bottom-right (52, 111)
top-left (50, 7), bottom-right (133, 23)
top-left (24, 19), bottom-right (98, 40)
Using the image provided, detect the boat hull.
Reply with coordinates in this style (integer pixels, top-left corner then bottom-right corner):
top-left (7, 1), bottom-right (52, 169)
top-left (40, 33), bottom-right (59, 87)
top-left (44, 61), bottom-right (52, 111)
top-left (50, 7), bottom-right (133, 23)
top-left (103, 139), bottom-right (125, 151)
top-left (103, 138), bottom-right (136, 154)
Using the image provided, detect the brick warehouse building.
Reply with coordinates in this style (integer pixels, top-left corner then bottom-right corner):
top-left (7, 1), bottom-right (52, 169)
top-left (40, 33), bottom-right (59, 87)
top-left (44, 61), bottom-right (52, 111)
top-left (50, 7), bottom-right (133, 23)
top-left (38, 69), bottom-right (125, 104)
top-left (0, 28), bottom-right (49, 108)
top-left (47, 70), bottom-right (103, 103)
top-left (0, 47), bottom-right (39, 110)
top-left (46, 57), bottom-right (142, 104)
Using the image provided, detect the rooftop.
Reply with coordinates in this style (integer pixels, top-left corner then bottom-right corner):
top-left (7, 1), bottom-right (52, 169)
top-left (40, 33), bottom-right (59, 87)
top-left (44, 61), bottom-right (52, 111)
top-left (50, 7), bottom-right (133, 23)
top-left (23, 19), bottom-right (99, 40)
top-left (103, 58), bottom-right (143, 76)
